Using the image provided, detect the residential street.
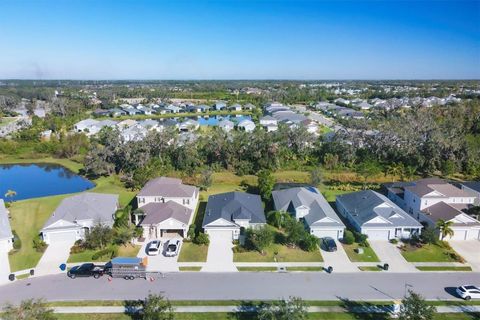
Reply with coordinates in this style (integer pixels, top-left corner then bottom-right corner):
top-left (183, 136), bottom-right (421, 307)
top-left (0, 272), bottom-right (479, 304)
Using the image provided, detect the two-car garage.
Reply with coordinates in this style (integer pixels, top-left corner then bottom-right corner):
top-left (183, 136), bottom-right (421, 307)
top-left (42, 229), bottom-right (80, 244)
top-left (449, 228), bottom-right (480, 241)
top-left (363, 229), bottom-right (391, 240)
top-left (310, 228), bottom-right (344, 240)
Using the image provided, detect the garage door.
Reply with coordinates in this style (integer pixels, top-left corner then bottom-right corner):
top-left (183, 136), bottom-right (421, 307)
top-left (46, 231), bottom-right (77, 243)
top-left (364, 229), bottom-right (390, 240)
top-left (466, 229), bottom-right (480, 240)
top-left (450, 230), bottom-right (467, 241)
top-left (162, 229), bottom-right (184, 238)
top-left (206, 229), bottom-right (235, 240)
top-left (311, 229), bottom-right (339, 239)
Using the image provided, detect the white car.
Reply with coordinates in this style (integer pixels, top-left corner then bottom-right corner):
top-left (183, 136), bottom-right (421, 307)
top-left (165, 239), bottom-right (181, 257)
top-left (147, 240), bottom-right (162, 256)
top-left (456, 285), bottom-right (480, 300)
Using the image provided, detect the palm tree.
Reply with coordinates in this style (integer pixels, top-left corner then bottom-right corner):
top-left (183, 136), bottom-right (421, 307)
top-left (436, 219), bottom-right (454, 240)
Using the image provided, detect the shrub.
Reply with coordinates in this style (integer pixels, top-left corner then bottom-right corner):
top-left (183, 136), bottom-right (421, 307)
top-left (343, 230), bottom-right (355, 245)
top-left (300, 234), bottom-right (318, 252)
top-left (70, 244), bottom-right (86, 254)
top-left (193, 232), bottom-right (210, 246)
top-left (12, 230), bottom-right (21, 250)
top-left (187, 225), bottom-right (196, 240)
top-left (245, 226), bottom-right (274, 253)
top-left (359, 240), bottom-right (370, 248)
top-left (32, 238), bottom-right (48, 253)
top-left (91, 247), bottom-right (115, 260)
top-left (420, 227), bottom-right (438, 245)
top-left (233, 245), bottom-right (247, 253)
top-left (353, 231), bottom-right (368, 243)
top-left (390, 238), bottom-right (398, 244)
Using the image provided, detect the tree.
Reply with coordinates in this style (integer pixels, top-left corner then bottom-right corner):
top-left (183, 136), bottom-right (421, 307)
top-left (193, 232), bottom-right (210, 246)
top-left (199, 168), bottom-right (213, 191)
top-left (257, 296), bottom-right (308, 320)
top-left (246, 226), bottom-right (274, 254)
top-left (284, 219), bottom-right (307, 247)
top-left (84, 223), bottom-right (113, 249)
top-left (142, 293), bottom-right (174, 320)
top-left (436, 219), bottom-right (454, 240)
top-left (267, 211), bottom-right (285, 228)
top-left (420, 227), bottom-right (437, 245)
top-left (310, 167), bottom-right (323, 186)
top-left (343, 230), bottom-right (355, 245)
top-left (300, 233), bottom-right (318, 252)
top-left (257, 169), bottom-right (275, 200)
top-left (398, 290), bottom-right (436, 320)
top-left (2, 299), bottom-right (56, 320)
top-left (356, 160), bottom-right (382, 188)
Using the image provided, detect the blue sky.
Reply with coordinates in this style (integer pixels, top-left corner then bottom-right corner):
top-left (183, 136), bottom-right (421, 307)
top-left (0, 0), bottom-right (479, 79)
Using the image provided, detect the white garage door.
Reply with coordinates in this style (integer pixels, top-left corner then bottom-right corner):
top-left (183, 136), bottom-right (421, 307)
top-left (466, 229), bottom-right (480, 240)
top-left (311, 229), bottom-right (339, 239)
top-left (46, 231), bottom-right (77, 243)
top-left (364, 229), bottom-right (390, 240)
top-left (450, 230), bottom-right (467, 241)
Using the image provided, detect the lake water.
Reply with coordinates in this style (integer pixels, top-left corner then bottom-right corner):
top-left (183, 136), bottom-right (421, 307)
top-left (0, 163), bottom-right (94, 201)
top-left (195, 115), bottom-right (252, 126)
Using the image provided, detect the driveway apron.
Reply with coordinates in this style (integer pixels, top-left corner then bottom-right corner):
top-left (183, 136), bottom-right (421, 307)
top-left (449, 240), bottom-right (480, 272)
top-left (35, 239), bottom-right (75, 277)
top-left (202, 231), bottom-right (237, 272)
top-left (369, 240), bottom-right (417, 272)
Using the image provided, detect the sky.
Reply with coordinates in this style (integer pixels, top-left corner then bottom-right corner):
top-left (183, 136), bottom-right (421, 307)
top-left (0, 0), bottom-right (479, 80)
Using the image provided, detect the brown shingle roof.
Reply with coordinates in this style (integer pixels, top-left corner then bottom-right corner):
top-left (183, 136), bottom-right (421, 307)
top-left (139, 201), bottom-right (192, 225)
top-left (138, 177), bottom-right (197, 198)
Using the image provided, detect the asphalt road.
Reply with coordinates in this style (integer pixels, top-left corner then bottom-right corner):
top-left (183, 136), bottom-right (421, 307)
top-left (1, 272), bottom-right (479, 304)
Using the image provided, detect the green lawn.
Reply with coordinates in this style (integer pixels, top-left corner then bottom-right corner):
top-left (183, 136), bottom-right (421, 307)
top-left (287, 266), bottom-right (324, 272)
top-left (234, 244), bottom-right (323, 262)
top-left (237, 267), bottom-right (278, 272)
top-left (358, 266), bottom-right (383, 272)
top-left (68, 244), bottom-right (141, 264)
top-left (416, 266), bottom-right (472, 272)
top-left (178, 242), bottom-right (209, 262)
top-left (179, 266), bottom-right (202, 271)
top-left (51, 313), bottom-right (480, 320)
top-left (401, 243), bottom-right (462, 262)
top-left (0, 117), bottom-right (17, 127)
top-left (342, 243), bottom-right (380, 262)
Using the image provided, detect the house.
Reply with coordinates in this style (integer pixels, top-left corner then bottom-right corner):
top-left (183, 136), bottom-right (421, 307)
top-left (178, 119), bottom-right (200, 132)
top-left (165, 105), bottom-right (182, 114)
top-left (213, 101), bottom-right (227, 111)
top-left (202, 192), bottom-right (266, 240)
top-left (301, 119), bottom-right (318, 134)
top-left (237, 119), bottom-right (256, 132)
top-left (0, 200), bottom-right (13, 252)
top-left (336, 190), bottom-right (423, 240)
top-left (124, 108), bottom-right (142, 116)
top-left (93, 108), bottom-right (111, 117)
top-left (41, 193), bottom-right (119, 244)
top-left (272, 187), bottom-right (345, 239)
top-left (218, 119), bottom-right (234, 132)
top-left (121, 124), bottom-right (148, 142)
top-left (243, 103), bottom-right (256, 110)
top-left (229, 104), bottom-right (242, 111)
top-left (141, 107), bottom-right (154, 115)
top-left (459, 182), bottom-right (480, 206)
top-left (74, 119), bottom-right (99, 133)
top-left (139, 201), bottom-right (193, 239)
top-left (110, 108), bottom-right (127, 117)
top-left (259, 115), bottom-right (278, 126)
top-left (136, 177), bottom-right (199, 211)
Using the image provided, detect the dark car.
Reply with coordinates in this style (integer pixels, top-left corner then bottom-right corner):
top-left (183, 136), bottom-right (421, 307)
top-left (321, 237), bottom-right (337, 252)
top-left (67, 263), bottom-right (105, 279)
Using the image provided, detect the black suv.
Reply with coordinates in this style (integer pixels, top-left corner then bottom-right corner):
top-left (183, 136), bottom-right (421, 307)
top-left (67, 263), bottom-right (105, 279)
top-left (321, 237), bottom-right (337, 252)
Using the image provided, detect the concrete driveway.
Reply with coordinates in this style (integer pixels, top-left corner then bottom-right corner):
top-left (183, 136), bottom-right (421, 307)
top-left (449, 240), bottom-right (480, 272)
top-left (321, 240), bottom-right (358, 272)
top-left (369, 240), bottom-right (417, 272)
top-left (138, 239), bottom-right (179, 272)
top-left (0, 251), bottom-right (11, 284)
top-left (202, 231), bottom-right (237, 272)
top-left (35, 239), bottom-right (75, 277)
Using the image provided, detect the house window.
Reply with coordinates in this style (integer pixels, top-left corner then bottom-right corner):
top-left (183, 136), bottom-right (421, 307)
top-left (424, 201), bottom-right (427, 206)
top-left (138, 197), bottom-right (145, 204)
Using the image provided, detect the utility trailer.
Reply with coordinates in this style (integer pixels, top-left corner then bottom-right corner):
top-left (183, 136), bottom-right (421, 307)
top-left (106, 257), bottom-right (150, 280)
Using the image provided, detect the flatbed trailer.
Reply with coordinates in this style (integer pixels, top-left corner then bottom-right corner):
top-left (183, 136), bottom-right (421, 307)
top-left (106, 256), bottom-right (162, 280)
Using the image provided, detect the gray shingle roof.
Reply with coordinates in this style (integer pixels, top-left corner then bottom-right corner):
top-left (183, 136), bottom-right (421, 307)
top-left (42, 193), bottom-right (119, 230)
top-left (0, 199), bottom-right (13, 240)
top-left (272, 187), bottom-right (344, 228)
top-left (461, 181), bottom-right (480, 193)
top-left (202, 192), bottom-right (265, 227)
top-left (138, 177), bottom-right (197, 198)
top-left (336, 190), bottom-right (422, 228)
top-left (139, 201), bottom-right (192, 225)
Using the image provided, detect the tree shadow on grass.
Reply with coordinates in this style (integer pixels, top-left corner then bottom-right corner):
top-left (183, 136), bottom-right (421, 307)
top-left (337, 297), bottom-right (392, 320)
top-left (227, 300), bottom-right (259, 320)
top-left (123, 299), bottom-right (143, 320)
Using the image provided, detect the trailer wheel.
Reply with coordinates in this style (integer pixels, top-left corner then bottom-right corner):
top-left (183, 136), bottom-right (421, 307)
top-left (94, 273), bottom-right (100, 279)
top-left (124, 276), bottom-right (130, 280)
top-left (130, 276), bottom-right (135, 280)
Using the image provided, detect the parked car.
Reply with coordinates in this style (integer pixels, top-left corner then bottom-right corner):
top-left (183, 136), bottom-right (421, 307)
top-left (456, 285), bottom-right (480, 300)
top-left (165, 239), bottom-right (181, 257)
top-left (147, 240), bottom-right (162, 256)
top-left (67, 263), bottom-right (105, 279)
top-left (321, 237), bottom-right (337, 252)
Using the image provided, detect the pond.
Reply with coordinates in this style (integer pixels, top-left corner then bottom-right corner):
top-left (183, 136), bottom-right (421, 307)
top-left (159, 115), bottom-right (252, 127)
top-left (0, 163), bottom-right (94, 201)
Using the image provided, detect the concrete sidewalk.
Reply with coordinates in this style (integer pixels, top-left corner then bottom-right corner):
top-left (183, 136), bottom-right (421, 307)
top-left (51, 305), bottom-right (480, 314)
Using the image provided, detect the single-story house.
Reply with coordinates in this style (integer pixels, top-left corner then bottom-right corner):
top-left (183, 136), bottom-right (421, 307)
top-left (336, 190), bottom-right (423, 240)
top-left (139, 201), bottom-right (193, 239)
top-left (243, 103), bottom-right (256, 110)
top-left (272, 187), bottom-right (345, 239)
top-left (178, 119), bottom-right (200, 132)
top-left (214, 101), bottom-right (227, 111)
top-left (74, 119), bottom-right (99, 132)
top-left (0, 199), bottom-right (13, 252)
top-left (202, 192), bottom-right (266, 240)
top-left (110, 108), bottom-right (127, 117)
top-left (259, 115), bottom-right (278, 126)
top-left (41, 193), bottom-right (119, 244)
top-left (136, 177), bottom-right (199, 211)
top-left (229, 104), bottom-right (242, 111)
top-left (218, 119), bottom-right (234, 132)
top-left (237, 119), bottom-right (256, 132)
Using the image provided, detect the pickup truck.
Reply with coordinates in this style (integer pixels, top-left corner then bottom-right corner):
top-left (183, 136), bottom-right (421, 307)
top-left (67, 263), bottom-right (105, 279)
